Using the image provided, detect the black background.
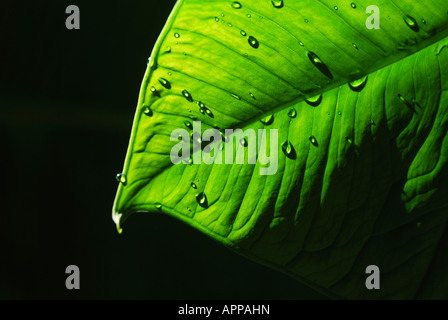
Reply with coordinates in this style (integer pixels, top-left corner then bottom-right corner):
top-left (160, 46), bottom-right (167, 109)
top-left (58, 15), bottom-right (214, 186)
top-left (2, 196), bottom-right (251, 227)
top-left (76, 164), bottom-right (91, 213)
top-left (0, 1), bottom-right (325, 299)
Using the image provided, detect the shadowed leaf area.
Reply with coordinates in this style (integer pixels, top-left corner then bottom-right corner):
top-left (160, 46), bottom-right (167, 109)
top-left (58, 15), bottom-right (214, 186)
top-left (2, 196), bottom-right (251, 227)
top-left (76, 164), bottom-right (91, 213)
top-left (113, 0), bottom-right (448, 299)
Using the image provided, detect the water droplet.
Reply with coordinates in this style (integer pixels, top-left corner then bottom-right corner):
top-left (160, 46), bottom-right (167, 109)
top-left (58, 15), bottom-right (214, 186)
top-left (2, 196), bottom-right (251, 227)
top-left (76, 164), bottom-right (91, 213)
top-left (147, 57), bottom-right (151, 66)
top-left (187, 207), bottom-right (192, 212)
top-left (184, 120), bottom-right (193, 129)
top-left (248, 36), bottom-right (259, 49)
top-left (240, 137), bottom-right (248, 147)
top-left (304, 19), bottom-right (309, 23)
top-left (159, 78), bottom-right (171, 89)
top-left (219, 129), bottom-right (229, 143)
top-left (151, 86), bottom-right (160, 97)
top-left (309, 136), bottom-right (319, 147)
top-left (338, 111), bottom-right (342, 116)
top-left (231, 1), bottom-right (242, 9)
top-left (299, 41), bottom-right (304, 46)
top-left (404, 15), bottom-right (419, 32)
top-left (398, 94), bottom-right (416, 113)
top-left (228, 23), bottom-right (233, 27)
top-left (174, 32), bottom-right (180, 38)
top-left (196, 192), bottom-right (208, 208)
top-left (155, 203), bottom-right (162, 210)
top-left (351, 3), bottom-right (356, 8)
top-left (271, 0), bottom-right (284, 8)
top-left (143, 106), bottom-right (153, 116)
top-left (345, 136), bottom-right (353, 145)
top-left (221, 13), bottom-right (225, 17)
top-left (370, 119), bottom-right (376, 126)
top-left (305, 94), bottom-right (323, 107)
top-left (421, 19), bottom-right (426, 25)
top-left (247, 14), bottom-right (251, 18)
top-left (352, 43), bottom-right (359, 50)
top-left (205, 108), bottom-right (214, 118)
top-left (249, 92), bottom-right (256, 99)
top-left (168, 72), bottom-right (172, 76)
top-left (349, 75), bottom-right (368, 92)
top-left (116, 173), bottom-right (127, 185)
top-left (215, 17), bottom-right (219, 22)
top-left (182, 89), bottom-right (194, 102)
top-left (307, 51), bottom-right (333, 80)
top-left (191, 182), bottom-right (197, 189)
top-left (260, 115), bottom-right (274, 125)
top-left (288, 108), bottom-right (297, 118)
top-left (334, 6), bottom-right (338, 10)
top-left (282, 141), bottom-right (297, 159)
top-left (240, 30), bottom-right (247, 36)
top-left (165, 46), bottom-right (171, 53)
top-left (231, 93), bottom-right (241, 100)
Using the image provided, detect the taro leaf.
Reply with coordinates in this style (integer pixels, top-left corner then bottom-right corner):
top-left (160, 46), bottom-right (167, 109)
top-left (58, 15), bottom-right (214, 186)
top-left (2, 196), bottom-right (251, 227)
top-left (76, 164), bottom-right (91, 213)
top-left (113, 0), bottom-right (448, 299)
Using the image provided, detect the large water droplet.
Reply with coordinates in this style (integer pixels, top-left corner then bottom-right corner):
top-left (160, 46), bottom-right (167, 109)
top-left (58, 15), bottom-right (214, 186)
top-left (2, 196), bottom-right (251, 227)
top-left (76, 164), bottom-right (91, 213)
top-left (196, 192), bottom-right (208, 208)
top-left (309, 135), bottom-right (319, 147)
top-left (182, 89), bottom-right (194, 102)
top-left (271, 0), bottom-right (284, 8)
top-left (282, 141), bottom-right (297, 159)
top-left (159, 78), bottom-right (171, 89)
top-left (349, 75), bottom-right (368, 92)
top-left (248, 36), bottom-right (259, 49)
top-left (351, 3), bottom-right (357, 8)
top-left (260, 115), bottom-right (274, 125)
top-left (288, 108), bottom-right (297, 118)
top-left (231, 1), bottom-right (242, 9)
top-left (404, 15), bottom-right (419, 32)
top-left (334, 6), bottom-right (338, 10)
top-left (307, 51), bottom-right (333, 80)
top-left (184, 120), bottom-right (193, 129)
top-left (306, 94), bottom-right (323, 107)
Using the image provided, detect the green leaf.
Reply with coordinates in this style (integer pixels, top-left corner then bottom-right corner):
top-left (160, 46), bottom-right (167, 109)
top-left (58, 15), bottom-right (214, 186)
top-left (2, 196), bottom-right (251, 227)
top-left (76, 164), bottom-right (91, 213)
top-left (113, 0), bottom-right (448, 299)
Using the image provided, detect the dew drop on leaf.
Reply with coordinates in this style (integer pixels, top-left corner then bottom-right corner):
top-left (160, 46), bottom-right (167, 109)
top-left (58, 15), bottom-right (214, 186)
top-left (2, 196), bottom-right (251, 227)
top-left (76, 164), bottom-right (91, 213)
top-left (240, 30), bottom-right (247, 36)
top-left (182, 89), bottom-right (194, 102)
top-left (404, 15), bottom-right (419, 32)
top-left (231, 1), bottom-right (242, 9)
top-left (288, 108), bottom-right (297, 118)
top-left (271, 0), bottom-right (284, 8)
top-left (143, 106), bottom-right (153, 116)
top-left (231, 93), bottom-right (241, 100)
top-left (116, 173), bottom-right (127, 185)
top-left (247, 14), bottom-right (251, 18)
top-left (260, 115), bottom-right (274, 125)
top-left (240, 137), bottom-right (248, 147)
top-left (191, 182), bottom-right (197, 189)
top-left (282, 141), bottom-right (297, 159)
top-left (159, 78), bottom-right (171, 89)
top-left (307, 51), bottom-right (333, 80)
top-left (196, 192), bottom-right (208, 208)
top-left (248, 36), bottom-right (259, 48)
top-left (155, 203), bottom-right (162, 210)
top-left (351, 3), bottom-right (357, 9)
top-left (174, 32), bottom-right (180, 38)
top-left (349, 75), bottom-right (368, 92)
top-left (184, 120), bottom-right (193, 129)
top-left (249, 92), bottom-right (256, 99)
top-left (334, 6), bottom-right (338, 10)
top-left (309, 136), bottom-right (319, 147)
top-left (215, 17), bottom-right (219, 22)
top-left (352, 43), bottom-right (359, 50)
top-left (305, 94), bottom-right (323, 107)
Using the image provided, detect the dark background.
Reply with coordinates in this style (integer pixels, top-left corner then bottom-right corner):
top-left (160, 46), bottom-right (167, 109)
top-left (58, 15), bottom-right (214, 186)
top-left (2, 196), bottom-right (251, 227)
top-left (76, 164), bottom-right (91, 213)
top-left (0, 1), bottom-right (325, 299)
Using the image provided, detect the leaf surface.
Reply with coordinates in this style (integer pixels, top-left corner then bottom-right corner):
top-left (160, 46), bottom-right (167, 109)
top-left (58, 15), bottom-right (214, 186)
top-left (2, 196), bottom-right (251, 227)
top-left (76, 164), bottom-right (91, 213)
top-left (113, 0), bottom-right (448, 298)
